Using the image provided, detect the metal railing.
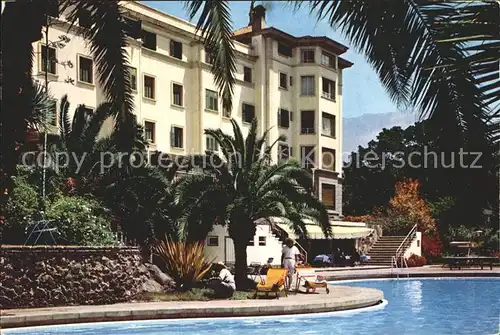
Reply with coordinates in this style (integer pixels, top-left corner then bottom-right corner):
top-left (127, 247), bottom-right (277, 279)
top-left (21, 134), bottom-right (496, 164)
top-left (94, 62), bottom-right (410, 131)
top-left (391, 255), bottom-right (409, 279)
top-left (295, 241), bottom-right (308, 265)
top-left (395, 224), bottom-right (417, 259)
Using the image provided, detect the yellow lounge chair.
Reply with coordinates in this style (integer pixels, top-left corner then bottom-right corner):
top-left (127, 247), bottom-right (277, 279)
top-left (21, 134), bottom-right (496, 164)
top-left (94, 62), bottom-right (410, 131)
top-left (253, 268), bottom-right (288, 299)
top-left (296, 267), bottom-right (329, 294)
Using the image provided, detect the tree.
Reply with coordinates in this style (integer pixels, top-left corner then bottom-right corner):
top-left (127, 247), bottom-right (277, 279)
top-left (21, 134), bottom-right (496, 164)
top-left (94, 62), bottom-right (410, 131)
top-left (343, 121), bottom-right (499, 233)
top-left (388, 179), bottom-right (437, 235)
top-left (1, 0), bottom-right (135, 210)
top-left (178, 118), bottom-right (331, 288)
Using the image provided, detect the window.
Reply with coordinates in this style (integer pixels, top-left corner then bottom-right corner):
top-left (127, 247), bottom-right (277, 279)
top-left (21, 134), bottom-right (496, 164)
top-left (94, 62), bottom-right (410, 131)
top-left (142, 30), bottom-right (157, 50)
top-left (172, 83), bottom-right (183, 106)
top-left (144, 75), bottom-right (155, 99)
top-left (279, 72), bottom-right (287, 89)
top-left (322, 147), bottom-right (336, 171)
top-left (301, 146), bottom-right (315, 170)
top-left (47, 100), bottom-right (57, 126)
top-left (78, 9), bottom-right (92, 29)
top-left (322, 112), bottom-right (335, 137)
top-left (301, 110), bottom-right (315, 134)
top-left (41, 45), bottom-right (56, 75)
top-left (124, 17), bottom-right (142, 39)
top-left (290, 76), bottom-right (293, 87)
top-left (278, 42), bottom-right (292, 57)
top-left (170, 40), bottom-right (182, 59)
top-left (300, 76), bottom-right (315, 96)
top-left (205, 51), bottom-right (214, 64)
top-left (207, 236), bottom-right (219, 247)
top-left (205, 89), bottom-right (218, 112)
top-left (278, 143), bottom-right (290, 163)
top-left (321, 52), bottom-right (335, 68)
top-left (127, 67), bottom-right (137, 91)
top-left (242, 103), bottom-right (255, 123)
top-left (301, 49), bottom-right (315, 63)
top-left (206, 134), bottom-right (219, 152)
top-left (78, 56), bottom-right (93, 84)
top-left (144, 121), bottom-right (155, 143)
top-left (277, 108), bottom-right (290, 128)
top-left (171, 126), bottom-right (184, 148)
top-left (322, 77), bottom-right (336, 100)
top-left (321, 184), bottom-right (335, 209)
top-left (243, 66), bottom-right (252, 83)
top-left (258, 236), bottom-right (266, 246)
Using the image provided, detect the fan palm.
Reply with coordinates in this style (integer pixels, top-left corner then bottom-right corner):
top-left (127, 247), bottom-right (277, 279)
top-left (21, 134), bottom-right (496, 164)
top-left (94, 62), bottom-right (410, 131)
top-left (178, 118), bottom-right (331, 288)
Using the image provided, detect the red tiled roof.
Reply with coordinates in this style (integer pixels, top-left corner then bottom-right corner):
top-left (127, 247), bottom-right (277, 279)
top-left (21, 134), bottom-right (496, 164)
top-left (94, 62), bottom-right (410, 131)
top-left (233, 25), bottom-right (252, 36)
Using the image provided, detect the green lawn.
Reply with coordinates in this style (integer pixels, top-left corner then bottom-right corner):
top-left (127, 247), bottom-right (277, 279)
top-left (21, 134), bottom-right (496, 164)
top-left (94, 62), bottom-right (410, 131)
top-left (134, 288), bottom-right (252, 302)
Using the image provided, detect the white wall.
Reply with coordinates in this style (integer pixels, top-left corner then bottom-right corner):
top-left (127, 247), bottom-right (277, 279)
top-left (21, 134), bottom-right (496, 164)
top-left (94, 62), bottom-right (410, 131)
top-left (203, 224), bottom-right (283, 266)
top-left (404, 231), bottom-right (422, 258)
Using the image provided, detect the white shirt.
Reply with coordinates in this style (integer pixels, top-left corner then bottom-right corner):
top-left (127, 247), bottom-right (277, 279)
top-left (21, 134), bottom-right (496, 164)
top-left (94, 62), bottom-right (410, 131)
top-left (219, 268), bottom-right (236, 289)
top-left (282, 245), bottom-right (300, 259)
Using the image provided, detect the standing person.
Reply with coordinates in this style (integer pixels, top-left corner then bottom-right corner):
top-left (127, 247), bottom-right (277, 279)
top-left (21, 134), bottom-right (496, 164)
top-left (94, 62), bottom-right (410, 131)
top-left (281, 238), bottom-right (300, 290)
top-left (207, 261), bottom-right (236, 298)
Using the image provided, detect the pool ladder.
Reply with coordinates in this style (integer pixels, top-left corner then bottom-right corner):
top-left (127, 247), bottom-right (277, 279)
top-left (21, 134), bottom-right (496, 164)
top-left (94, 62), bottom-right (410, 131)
top-left (391, 256), bottom-right (409, 279)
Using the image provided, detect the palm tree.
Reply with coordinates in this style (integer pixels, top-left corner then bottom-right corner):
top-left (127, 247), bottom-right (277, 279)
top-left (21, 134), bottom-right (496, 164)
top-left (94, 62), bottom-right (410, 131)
top-left (186, 1), bottom-right (498, 141)
top-left (0, 0), bottom-right (135, 208)
top-left (178, 118), bottom-right (331, 288)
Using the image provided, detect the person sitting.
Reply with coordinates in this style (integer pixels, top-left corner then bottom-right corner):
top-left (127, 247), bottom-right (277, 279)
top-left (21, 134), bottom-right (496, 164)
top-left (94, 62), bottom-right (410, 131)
top-left (207, 261), bottom-right (236, 298)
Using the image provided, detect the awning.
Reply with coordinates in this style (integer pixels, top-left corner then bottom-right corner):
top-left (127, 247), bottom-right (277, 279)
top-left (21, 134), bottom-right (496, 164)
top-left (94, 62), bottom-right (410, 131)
top-left (276, 223), bottom-right (373, 240)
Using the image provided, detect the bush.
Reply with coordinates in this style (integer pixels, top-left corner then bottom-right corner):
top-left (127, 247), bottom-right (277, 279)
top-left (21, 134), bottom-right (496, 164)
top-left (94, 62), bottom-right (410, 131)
top-left (153, 237), bottom-right (214, 291)
top-left (45, 196), bottom-right (117, 246)
top-left (422, 234), bottom-right (443, 258)
top-left (406, 254), bottom-right (427, 267)
top-left (1, 173), bottom-right (40, 244)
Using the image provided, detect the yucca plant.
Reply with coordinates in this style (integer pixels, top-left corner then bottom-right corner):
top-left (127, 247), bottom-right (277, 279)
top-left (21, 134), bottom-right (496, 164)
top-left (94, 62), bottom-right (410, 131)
top-left (153, 237), bottom-right (214, 291)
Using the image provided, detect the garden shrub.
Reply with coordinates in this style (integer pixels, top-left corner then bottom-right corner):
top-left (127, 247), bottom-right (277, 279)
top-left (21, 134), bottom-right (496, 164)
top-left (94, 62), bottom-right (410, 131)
top-left (406, 254), bottom-right (427, 267)
top-left (422, 234), bottom-right (443, 259)
top-left (153, 237), bottom-right (214, 291)
top-left (1, 173), bottom-right (40, 244)
top-left (45, 196), bottom-right (117, 246)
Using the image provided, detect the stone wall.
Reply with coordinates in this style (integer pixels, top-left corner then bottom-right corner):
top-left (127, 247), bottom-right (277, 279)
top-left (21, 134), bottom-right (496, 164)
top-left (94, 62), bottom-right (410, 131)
top-left (0, 246), bottom-right (150, 309)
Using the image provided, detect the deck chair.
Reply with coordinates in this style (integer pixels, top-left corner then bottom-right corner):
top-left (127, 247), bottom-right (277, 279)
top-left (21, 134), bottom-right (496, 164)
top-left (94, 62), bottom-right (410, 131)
top-left (253, 268), bottom-right (288, 299)
top-left (295, 267), bottom-right (329, 294)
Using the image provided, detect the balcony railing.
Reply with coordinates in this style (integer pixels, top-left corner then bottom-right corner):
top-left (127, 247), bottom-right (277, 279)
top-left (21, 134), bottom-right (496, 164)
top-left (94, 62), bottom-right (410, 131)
top-left (300, 128), bottom-right (315, 134)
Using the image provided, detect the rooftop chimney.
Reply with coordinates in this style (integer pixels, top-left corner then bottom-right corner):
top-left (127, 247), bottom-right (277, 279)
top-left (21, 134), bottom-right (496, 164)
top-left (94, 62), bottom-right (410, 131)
top-left (250, 5), bottom-right (266, 32)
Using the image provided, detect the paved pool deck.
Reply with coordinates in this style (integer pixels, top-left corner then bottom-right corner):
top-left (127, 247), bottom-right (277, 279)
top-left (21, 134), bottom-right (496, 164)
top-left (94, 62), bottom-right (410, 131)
top-left (0, 285), bottom-right (383, 329)
top-left (2, 266), bottom-right (498, 330)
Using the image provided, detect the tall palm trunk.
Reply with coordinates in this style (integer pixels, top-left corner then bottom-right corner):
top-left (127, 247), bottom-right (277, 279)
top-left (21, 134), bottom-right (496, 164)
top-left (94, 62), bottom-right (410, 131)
top-left (232, 235), bottom-right (250, 289)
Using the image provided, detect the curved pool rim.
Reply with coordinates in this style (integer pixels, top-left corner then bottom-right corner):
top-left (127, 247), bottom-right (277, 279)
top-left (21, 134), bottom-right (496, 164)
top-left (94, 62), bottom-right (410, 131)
top-left (2, 275), bottom-right (498, 330)
top-left (3, 299), bottom-right (390, 334)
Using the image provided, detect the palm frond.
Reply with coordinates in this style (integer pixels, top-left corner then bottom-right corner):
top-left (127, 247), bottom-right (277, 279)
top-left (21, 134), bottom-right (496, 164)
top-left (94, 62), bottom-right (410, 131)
top-left (58, 94), bottom-right (71, 146)
top-left (184, 0), bottom-right (236, 117)
top-left (66, 0), bottom-right (134, 150)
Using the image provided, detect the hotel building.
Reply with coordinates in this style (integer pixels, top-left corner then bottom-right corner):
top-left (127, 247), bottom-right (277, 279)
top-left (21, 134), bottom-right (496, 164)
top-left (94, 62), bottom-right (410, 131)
top-left (33, 2), bottom-right (352, 219)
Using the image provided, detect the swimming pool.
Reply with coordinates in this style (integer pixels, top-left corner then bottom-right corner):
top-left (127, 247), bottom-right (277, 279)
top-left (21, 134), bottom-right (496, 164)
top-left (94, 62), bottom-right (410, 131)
top-left (5, 278), bottom-right (499, 335)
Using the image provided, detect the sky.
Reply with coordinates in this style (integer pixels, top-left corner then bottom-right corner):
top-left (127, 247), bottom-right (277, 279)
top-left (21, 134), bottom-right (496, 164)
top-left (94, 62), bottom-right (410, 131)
top-left (144, 0), bottom-right (412, 119)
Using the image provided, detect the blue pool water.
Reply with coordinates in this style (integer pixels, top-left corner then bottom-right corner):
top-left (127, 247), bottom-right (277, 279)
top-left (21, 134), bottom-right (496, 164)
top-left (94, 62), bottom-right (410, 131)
top-left (5, 278), bottom-right (500, 335)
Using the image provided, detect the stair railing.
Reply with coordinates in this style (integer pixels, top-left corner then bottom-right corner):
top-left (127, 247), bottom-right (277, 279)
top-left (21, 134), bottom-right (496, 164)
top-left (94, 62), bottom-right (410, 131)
top-left (395, 224), bottom-right (417, 259)
top-left (295, 241), bottom-right (308, 265)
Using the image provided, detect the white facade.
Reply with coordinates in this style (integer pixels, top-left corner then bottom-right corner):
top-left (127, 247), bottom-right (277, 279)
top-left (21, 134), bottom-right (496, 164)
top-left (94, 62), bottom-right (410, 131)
top-left (33, 2), bottom-right (352, 217)
top-left (204, 224), bottom-right (284, 266)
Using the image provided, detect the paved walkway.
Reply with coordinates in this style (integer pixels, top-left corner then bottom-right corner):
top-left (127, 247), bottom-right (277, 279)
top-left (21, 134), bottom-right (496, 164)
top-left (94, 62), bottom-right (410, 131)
top-left (317, 265), bottom-right (500, 281)
top-left (0, 285), bottom-right (383, 329)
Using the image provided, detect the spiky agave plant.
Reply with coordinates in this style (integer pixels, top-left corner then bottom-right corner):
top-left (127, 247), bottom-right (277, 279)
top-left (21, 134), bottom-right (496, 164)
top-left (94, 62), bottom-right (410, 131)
top-left (153, 236), bottom-right (214, 291)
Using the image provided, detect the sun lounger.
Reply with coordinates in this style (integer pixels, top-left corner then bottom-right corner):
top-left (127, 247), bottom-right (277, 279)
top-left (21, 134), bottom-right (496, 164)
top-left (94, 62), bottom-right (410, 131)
top-left (295, 267), bottom-right (329, 294)
top-left (253, 268), bottom-right (288, 299)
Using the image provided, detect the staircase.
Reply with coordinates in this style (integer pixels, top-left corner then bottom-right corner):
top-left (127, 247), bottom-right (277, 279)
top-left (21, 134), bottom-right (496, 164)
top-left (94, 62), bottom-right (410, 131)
top-left (367, 235), bottom-right (414, 266)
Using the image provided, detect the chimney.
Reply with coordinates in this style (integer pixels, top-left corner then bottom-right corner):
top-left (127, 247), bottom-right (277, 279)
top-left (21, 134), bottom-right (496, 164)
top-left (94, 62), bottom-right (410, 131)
top-left (250, 5), bottom-right (266, 32)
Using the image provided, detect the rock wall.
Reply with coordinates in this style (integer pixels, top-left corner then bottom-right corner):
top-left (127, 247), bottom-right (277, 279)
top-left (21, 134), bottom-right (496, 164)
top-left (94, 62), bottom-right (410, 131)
top-left (0, 246), bottom-right (150, 309)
